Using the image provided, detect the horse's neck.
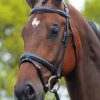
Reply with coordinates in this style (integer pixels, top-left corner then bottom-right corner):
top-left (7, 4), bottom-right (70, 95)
top-left (65, 4), bottom-right (100, 100)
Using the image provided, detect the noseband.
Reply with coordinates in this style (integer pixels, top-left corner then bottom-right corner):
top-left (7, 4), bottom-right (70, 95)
top-left (20, 6), bottom-right (77, 100)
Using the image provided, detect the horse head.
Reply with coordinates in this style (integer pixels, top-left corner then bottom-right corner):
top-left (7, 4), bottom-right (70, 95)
top-left (14, 0), bottom-right (77, 100)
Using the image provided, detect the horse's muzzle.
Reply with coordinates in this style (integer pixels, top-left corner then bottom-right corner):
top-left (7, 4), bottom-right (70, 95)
top-left (14, 84), bottom-right (36, 100)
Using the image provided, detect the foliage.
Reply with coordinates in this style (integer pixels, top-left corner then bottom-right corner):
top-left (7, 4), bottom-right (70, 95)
top-left (83, 0), bottom-right (100, 25)
top-left (0, 0), bottom-right (30, 99)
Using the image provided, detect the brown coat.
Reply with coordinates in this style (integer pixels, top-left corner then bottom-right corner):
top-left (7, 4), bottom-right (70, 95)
top-left (66, 4), bottom-right (100, 100)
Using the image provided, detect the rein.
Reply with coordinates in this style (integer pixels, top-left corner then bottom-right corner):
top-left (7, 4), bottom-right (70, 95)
top-left (20, 6), bottom-right (77, 100)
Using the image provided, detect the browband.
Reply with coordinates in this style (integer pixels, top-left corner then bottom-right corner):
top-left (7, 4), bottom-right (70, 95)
top-left (30, 7), bottom-right (70, 18)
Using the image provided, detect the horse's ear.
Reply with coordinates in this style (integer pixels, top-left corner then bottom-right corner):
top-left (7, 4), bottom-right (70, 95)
top-left (52, 0), bottom-right (62, 6)
top-left (26, 0), bottom-right (36, 8)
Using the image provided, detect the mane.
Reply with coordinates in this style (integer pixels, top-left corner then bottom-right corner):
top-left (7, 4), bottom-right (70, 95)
top-left (88, 21), bottom-right (100, 40)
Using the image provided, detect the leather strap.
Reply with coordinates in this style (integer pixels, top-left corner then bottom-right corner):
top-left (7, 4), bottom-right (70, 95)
top-left (30, 7), bottom-right (69, 18)
top-left (20, 53), bottom-right (55, 74)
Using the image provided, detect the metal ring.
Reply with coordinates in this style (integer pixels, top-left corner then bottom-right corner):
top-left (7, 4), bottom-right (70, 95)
top-left (46, 75), bottom-right (61, 93)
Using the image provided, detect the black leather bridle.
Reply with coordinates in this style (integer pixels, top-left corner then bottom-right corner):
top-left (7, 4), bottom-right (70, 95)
top-left (20, 6), bottom-right (77, 100)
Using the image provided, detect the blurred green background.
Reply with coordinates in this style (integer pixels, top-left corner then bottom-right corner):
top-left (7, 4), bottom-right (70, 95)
top-left (0, 0), bottom-right (99, 100)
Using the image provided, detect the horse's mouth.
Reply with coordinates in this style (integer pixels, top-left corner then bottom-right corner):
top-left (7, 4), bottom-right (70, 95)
top-left (14, 96), bottom-right (44, 100)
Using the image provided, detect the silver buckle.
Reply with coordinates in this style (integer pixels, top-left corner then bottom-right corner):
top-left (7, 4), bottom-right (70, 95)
top-left (46, 75), bottom-right (61, 93)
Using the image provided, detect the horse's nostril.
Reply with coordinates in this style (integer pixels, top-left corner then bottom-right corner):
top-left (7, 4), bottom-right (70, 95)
top-left (14, 84), bottom-right (36, 100)
top-left (25, 85), bottom-right (36, 99)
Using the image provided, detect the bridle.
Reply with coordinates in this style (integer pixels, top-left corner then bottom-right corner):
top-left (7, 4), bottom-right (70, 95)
top-left (20, 6), bottom-right (77, 100)
top-left (20, 5), bottom-right (77, 100)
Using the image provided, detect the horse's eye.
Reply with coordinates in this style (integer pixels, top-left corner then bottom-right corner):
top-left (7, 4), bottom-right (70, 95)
top-left (50, 24), bottom-right (59, 37)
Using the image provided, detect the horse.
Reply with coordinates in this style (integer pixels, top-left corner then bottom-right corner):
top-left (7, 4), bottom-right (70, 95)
top-left (14, 0), bottom-right (100, 100)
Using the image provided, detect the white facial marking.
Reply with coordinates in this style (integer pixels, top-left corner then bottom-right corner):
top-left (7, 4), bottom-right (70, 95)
top-left (32, 18), bottom-right (40, 28)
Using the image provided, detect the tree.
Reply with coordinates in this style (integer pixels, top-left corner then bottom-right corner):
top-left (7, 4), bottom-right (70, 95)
top-left (83, 0), bottom-right (100, 26)
top-left (0, 0), bottom-right (30, 99)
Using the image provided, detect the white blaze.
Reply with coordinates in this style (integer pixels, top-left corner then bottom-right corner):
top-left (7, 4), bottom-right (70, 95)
top-left (32, 18), bottom-right (40, 27)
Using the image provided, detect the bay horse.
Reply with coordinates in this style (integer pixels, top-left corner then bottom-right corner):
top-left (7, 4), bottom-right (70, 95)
top-left (14, 0), bottom-right (100, 100)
